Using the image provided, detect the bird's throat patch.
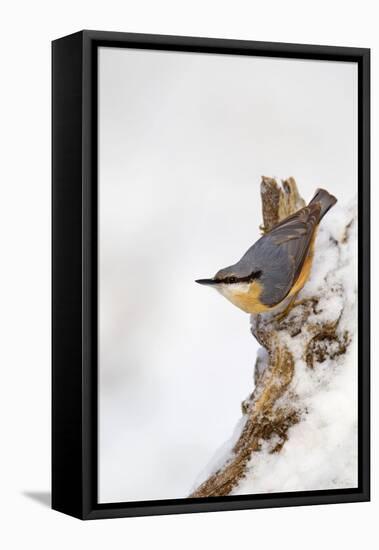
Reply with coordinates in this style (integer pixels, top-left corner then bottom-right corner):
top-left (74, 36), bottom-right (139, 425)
top-left (217, 280), bottom-right (270, 314)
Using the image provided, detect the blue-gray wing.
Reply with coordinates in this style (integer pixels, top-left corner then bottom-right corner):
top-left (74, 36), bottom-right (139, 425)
top-left (251, 204), bottom-right (321, 306)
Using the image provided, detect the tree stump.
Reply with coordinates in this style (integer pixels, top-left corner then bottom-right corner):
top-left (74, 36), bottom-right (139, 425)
top-left (189, 177), bottom-right (355, 498)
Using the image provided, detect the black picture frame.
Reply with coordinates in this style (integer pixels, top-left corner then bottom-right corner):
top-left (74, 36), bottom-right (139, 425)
top-left (52, 30), bottom-right (370, 520)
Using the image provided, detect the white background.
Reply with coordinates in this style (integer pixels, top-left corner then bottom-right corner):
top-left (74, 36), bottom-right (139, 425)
top-left (98, 48), bottom-right (357, 502)
top-left (0, 1), bottom-right (376, 548)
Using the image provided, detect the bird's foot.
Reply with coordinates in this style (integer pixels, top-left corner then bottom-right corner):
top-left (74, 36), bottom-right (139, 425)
top-left (272, 308), bottom-right (292, 323)
top-left (272, 295), bottom-right (305, 323)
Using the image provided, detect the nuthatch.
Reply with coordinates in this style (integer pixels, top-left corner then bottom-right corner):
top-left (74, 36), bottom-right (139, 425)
top-left (196, 188), bottom-right (337, 316)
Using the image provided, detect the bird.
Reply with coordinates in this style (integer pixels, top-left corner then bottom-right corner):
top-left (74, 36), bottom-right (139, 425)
top-left (195, 188), bottom-right (337, 317)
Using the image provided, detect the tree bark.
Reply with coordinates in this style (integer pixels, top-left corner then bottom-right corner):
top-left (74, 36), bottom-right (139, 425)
top-left (189, 177), bottom-right (352, 498)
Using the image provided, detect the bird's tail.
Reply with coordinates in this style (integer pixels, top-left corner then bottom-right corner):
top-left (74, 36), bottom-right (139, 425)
top-left (309, 188), bottom-right (337, 220)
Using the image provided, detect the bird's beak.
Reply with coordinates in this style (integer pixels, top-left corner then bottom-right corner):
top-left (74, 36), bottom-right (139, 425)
top-left (195, 278), bottom-right (219, 286)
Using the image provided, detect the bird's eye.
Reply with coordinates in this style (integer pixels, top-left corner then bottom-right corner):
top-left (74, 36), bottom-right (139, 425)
top-left (228, 277), bottom-right (237, 284)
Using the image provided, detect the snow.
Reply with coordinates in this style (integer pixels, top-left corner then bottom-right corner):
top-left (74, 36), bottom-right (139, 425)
top-left (194, 196), bottom-right (358, 495)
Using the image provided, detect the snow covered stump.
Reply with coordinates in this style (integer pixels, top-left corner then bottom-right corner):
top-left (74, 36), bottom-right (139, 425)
top-left (190, 177), bottom-right (357, 497)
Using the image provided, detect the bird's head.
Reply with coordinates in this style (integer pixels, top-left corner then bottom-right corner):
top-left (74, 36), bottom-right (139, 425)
top-left (195, 266), bottom-right (263, 313)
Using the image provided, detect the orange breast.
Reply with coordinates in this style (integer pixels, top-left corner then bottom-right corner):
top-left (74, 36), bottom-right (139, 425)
top-left (228, 280), bottom-right (271, 314)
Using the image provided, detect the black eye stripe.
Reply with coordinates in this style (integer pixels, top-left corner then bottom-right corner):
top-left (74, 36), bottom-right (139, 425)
top-left (222, 270), bottom-right (262, 284)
